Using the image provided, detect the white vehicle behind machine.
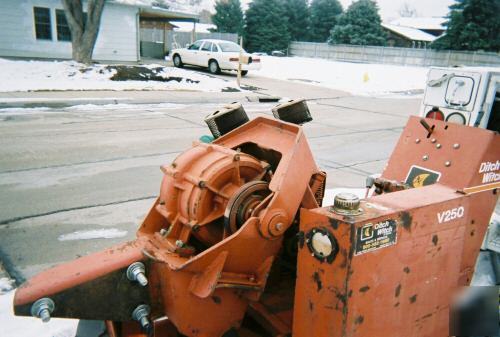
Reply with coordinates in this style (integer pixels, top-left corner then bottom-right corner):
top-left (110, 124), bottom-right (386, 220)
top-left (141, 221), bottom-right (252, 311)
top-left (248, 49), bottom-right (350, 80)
top-left (171, 39), bottom-right (261, 76)
top-left (420, 67), bottom-right (500, 131)
top-left (421, 66), bottom-right (500, 285)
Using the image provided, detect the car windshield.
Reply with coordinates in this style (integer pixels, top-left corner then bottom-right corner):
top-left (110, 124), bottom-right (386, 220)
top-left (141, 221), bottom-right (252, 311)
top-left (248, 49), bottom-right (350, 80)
top-left (218, 42), bottom-right (242, 52)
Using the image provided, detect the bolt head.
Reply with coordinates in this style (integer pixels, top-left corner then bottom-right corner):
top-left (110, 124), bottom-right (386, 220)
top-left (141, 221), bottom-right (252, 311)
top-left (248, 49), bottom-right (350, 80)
top-left (132, 304), bottom-right (151, 323)
top-left (415, 138), bottom-right (421, 144)
top-left (445, 161), bottom-right (451, 167)
top-left (436, 143), bottom-right (442, 149)
top-left (31, 298), bottom-right (55, 322)
top-left (127, 262), bottom-right (146, 283)
top-left (175, 240), bottom-right (184, 248)
top-left (422, 155), bottom-right (429, 161)
top-left (453, 143), bottom-right (460, 149)
top-left (275, 222), bottom-right (284, 231)
top-left (431, 138), bottom-right (437, 143)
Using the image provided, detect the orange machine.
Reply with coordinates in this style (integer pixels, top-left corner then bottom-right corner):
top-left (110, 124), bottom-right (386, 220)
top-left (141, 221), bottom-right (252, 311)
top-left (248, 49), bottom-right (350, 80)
top-left (13, 100), bottom-right (499, 337)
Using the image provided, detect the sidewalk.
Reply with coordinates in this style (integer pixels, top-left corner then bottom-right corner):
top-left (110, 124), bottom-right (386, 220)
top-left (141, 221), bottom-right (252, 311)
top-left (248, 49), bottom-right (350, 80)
top-left (0, 90), bottom-right (254, 108)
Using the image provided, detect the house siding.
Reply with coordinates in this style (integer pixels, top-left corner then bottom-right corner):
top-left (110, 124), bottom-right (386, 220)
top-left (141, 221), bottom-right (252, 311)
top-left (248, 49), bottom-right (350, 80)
top-left (0, 0), bottom-right (138, 62)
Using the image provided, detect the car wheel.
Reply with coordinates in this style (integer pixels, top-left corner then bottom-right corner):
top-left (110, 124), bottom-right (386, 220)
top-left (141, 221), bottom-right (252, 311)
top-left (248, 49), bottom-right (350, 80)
top-left (173, 55), bottom-right (183, 68)
top-left (208, 60), bottom-right (220, 74)
top-left (241, 70), bottom-right (248, 76)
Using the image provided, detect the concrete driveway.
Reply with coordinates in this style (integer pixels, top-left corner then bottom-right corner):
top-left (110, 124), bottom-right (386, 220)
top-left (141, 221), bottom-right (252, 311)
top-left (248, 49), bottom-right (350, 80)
top-left (0, 75), bottom-right (421, 282)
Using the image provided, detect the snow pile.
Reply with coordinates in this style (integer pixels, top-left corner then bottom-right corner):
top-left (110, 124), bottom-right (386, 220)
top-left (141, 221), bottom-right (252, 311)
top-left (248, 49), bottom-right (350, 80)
top-left (64, 102), bottom-right (185, 111)
top-left (58, 228), bottom-right (128, 241)
top-left (254, 56), bottom-right (428, 97)
top-left (172, 21), bottom-right (216, 33)
top-left (113, 0), bottom-right (215, 14)
top-left (0, 58), bottom-right (241, 92)
top-left (0, 280), bottom-right (78, 337)
top-left (0, 277), bottom-right (15, 294)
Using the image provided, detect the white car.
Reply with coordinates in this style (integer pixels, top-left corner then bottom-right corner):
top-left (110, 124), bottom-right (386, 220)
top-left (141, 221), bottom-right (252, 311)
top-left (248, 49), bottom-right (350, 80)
top-left (171, 39), bottom-right (261, 76)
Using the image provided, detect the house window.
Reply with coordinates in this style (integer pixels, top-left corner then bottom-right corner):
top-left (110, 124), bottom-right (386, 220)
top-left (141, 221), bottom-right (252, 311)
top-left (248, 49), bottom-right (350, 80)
top-left (56, 9), bottom-right (71, 41)
top-left (33, 7), bottom-right (52, 40)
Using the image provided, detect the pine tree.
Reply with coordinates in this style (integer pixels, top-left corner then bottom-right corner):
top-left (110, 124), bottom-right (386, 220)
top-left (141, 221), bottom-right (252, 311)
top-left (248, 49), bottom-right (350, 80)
top-left (330, 0), bottom-right (386, 46)
top-left (309, 0), bottom-right (343, 42)
top-left (244, 0), bottom-right (290, 53)
top-left (284, 0), bottom-right (310, 41)
top-left (212, 0), bottom-right (244, 36)
top-left (432, 0), bottom-right (500, 52)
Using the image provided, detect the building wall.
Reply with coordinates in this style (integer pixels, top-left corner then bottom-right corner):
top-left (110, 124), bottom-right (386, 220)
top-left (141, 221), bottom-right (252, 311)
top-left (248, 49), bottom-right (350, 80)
top-left (0, 0), bottom-right (138, 62)
top-left (385, 31), bottom-right (428, 49)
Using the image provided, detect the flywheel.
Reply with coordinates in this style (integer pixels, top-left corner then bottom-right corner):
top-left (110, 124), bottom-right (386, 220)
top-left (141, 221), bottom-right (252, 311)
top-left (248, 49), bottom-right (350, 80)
top-left (224, 180), bottom-right (270, 234)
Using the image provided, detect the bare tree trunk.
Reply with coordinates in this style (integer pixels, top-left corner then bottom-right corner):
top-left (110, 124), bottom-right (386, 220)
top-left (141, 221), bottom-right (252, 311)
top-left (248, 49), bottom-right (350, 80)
top-left (62, 0), bottom-right (105, 64)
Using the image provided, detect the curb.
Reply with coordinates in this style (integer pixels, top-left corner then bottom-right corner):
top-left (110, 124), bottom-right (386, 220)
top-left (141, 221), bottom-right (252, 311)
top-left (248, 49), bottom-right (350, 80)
top-left (0, 94), bottom-right (275, 109)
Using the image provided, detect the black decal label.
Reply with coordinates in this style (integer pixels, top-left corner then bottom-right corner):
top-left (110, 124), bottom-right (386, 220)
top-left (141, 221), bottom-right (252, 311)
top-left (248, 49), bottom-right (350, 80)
top-left (405, 165), bottom-right (441, 188)
top-left (355, 219), bottom-right (398, 255)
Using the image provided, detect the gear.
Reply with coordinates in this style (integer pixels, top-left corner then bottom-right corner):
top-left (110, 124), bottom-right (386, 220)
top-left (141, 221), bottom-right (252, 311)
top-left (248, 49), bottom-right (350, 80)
top-left (224, 180), bottom-right (270, 234)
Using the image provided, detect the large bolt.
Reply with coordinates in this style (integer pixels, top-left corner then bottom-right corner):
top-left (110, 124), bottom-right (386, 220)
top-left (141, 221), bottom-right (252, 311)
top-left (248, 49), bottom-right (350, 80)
top-left (127, 262), bottom-right (148, 286)
top-left (275, 222), bottom-right (284, 231)
top-left (132, 304), bottom-right (151, 331)
top-left (31, 298), bottom-right (55, 323)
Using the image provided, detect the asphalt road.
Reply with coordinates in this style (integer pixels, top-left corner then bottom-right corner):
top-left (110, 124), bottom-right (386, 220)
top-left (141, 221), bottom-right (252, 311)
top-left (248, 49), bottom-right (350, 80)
top-left (0, 74), bottom-right (421, 282)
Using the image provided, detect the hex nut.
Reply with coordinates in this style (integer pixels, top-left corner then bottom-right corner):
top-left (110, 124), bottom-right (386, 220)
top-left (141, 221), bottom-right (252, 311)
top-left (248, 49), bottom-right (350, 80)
top-left (31, 298), bottom-right (55, 323)
top-left (132, 304), bottom-right (151, 330)
top-left (127, 262), bottom-right (148, 286)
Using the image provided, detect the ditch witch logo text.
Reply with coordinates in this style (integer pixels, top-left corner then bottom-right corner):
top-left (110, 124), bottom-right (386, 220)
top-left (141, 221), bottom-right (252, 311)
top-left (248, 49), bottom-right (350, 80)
top-left (479, 160), bottom-right (500, 183)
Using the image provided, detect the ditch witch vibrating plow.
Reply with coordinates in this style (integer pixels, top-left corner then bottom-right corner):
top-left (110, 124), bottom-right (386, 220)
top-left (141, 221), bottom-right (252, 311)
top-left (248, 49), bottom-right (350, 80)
top-left (13, 100), bottom-right (499, 337)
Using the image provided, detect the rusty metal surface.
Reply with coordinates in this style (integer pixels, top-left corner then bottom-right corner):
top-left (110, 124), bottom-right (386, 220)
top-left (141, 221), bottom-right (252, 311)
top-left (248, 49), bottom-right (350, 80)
top-left (14, 238), bottom-right (147, 306)
top-left (12, 112), bottom-right (498, 337)
top-left (294, 185), bottom-right (497, 337)
top-left (292, 116), bottom-right (498, 337)
top-left (382, 116), bottom-right (499, 190)
top-left (13, 115), bottom-right (322, 337)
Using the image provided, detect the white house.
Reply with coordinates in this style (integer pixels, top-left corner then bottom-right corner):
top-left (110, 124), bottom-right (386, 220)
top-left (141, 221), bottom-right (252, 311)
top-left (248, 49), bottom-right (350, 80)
top-left (0, 0), bottom-right (198, 62)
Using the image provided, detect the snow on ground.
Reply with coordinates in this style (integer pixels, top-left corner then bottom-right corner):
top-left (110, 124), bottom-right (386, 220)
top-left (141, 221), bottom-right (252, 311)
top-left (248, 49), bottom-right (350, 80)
top-left (0, 277), bottom-right (15, 294)
top-left (58, 228), bottom-right (128, 241)
top-left (0, 58), bottom-right (241, 92)
top-left (0, 56), bottom-right (429, 96)
top-left (254, 56), bottom-right (428, 97)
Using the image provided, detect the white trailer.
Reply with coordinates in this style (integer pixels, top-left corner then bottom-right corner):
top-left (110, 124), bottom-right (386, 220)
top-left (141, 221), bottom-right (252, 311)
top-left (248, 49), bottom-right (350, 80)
top-left (420, 67), bottom-right (500, 132)
top-left (420, 67), bottom-right (500, 285)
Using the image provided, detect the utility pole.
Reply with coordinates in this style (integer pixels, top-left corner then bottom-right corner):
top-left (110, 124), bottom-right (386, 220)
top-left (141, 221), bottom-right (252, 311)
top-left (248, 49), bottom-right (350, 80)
top-left (237, 37), bottom-right (243, 88)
